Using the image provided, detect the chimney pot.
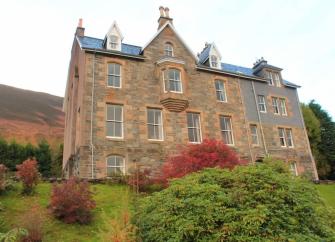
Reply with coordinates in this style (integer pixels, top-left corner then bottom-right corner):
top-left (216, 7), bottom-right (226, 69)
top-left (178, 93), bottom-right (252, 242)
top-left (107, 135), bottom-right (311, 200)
top-left (159, 6), bottom-right (164, 17)
top-left (78, 18), bottom-right (83, 28)
top-left (164, 7), bottom-right (170, 18)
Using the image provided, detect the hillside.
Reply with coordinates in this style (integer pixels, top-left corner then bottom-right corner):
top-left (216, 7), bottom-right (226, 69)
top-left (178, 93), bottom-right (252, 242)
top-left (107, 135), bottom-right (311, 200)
top-left (0, 84), bottom-right (64, 145)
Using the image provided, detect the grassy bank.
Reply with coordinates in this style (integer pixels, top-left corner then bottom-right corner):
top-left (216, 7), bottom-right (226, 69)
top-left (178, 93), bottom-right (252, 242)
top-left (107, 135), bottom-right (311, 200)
top-left (0, 182), bottom-right (133, 242)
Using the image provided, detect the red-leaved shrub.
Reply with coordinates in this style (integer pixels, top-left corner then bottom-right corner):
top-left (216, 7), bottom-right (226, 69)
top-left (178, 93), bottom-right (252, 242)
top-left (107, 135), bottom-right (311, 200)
top-left (50, 177), bottom-right (96, 224)
top-left (0, 164), bottom-right (7, 192)
top-left (16, 159), bottom-right (39, 194)
top-left (159, 139), bottom-right (246, 185)
top-left (127, 168), bottom-right (155, 193)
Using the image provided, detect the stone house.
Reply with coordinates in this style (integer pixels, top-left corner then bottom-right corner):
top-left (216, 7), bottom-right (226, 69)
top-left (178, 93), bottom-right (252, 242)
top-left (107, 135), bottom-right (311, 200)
top-left (63, 7), bottom-right (318, 180)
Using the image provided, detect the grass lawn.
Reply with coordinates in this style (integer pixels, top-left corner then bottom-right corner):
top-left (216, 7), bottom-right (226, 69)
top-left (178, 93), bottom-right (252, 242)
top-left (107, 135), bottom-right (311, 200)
top-left (0, 182), bottom-right (134, 242)
top-left (316, 183), bottom-right (335, 209)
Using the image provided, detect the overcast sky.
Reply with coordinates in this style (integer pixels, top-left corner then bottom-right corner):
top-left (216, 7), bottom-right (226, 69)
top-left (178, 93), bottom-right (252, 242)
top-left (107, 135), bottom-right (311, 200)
top-left (0, 0), bottom-right (334, 118)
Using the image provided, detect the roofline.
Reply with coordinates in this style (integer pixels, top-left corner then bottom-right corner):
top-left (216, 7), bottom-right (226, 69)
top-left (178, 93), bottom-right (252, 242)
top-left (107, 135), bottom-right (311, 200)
top-left (196, 65), bottom-right (267, 82)
top-left (141, 21), bottom-right (198, 61)
top-left (76, 36), bottom-right (145, 60)
top-left (283, 82), bottom-right (301, 88)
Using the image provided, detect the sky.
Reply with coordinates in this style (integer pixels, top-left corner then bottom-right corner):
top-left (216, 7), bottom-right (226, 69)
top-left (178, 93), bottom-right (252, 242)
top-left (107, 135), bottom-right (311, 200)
top-left (0, 0), bottom-right (334, 118)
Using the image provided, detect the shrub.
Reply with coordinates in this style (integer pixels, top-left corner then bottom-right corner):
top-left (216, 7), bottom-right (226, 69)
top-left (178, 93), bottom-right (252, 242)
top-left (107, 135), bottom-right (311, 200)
top-left (159, 139), bottom-right (246, 185)
top-left (20, 204), bottom-right (44, 242)
top-left (127, 168), bottom-right (160, 193)
top-left (0, 164), bottom-right (7, 193)
top-left (136, 163), bottom-right (335, 241)
top-left (50, 177), bottom-right (96, 224)
top-left (0, 228), bottom-right (28, 242)
top-left (16, 159), bottom-right (39, 194)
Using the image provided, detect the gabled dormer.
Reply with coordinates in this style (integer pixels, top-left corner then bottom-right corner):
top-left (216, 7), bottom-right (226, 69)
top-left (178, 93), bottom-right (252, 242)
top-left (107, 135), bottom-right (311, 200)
top-left (103, 21), bottom-right (124, 51)
top-left (198, 43), bottom-right (222, 69)
top-left (252, 58), bottom-right (283, 87)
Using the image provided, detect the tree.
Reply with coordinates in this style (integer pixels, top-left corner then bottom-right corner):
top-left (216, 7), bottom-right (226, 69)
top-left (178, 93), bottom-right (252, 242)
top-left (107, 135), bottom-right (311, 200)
top-left (159, 139), bottom-right (246, 185)
top-left (35, 139), bottom-right (52, 177)
top-left (0, 138), bottom-right (8, 166)
top-left (24, 142), bottom-right (36, 159)
top-left (309, 100), bottom-right (335, 179)
top-left (6, 140), bottom-right (24, 171)
top-left (16, 158), bottom-right (39, 194)
top-left (51, 144), bottom-right (63, 177)
top-left (136, 163), bottom-right (335, 241)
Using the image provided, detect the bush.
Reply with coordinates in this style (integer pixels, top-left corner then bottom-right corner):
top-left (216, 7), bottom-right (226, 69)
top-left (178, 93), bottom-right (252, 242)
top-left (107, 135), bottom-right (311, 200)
top-left (136, 163), bottom-right (335, 241)
top-left (50, 177), bottom-right (96, 224)
top-left (127, 168), bottom-right (161, 193)
top-left (16, 159), bottom-right (39, 194)
top-left (0, 228), bottom-right (28, 242)
top-left (159, 139), bottom-right (246, 185)
top-left (20, 204), bottom-right (44, 242)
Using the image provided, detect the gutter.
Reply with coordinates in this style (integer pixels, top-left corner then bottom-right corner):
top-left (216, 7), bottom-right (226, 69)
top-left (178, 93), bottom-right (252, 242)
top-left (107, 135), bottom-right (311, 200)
top-left (196, 65), bottom-right (267, 82)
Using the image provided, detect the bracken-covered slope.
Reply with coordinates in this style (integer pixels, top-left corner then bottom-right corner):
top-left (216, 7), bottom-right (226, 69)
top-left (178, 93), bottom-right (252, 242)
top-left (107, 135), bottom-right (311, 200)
top-left (0, 84), bottom-right (64, 145)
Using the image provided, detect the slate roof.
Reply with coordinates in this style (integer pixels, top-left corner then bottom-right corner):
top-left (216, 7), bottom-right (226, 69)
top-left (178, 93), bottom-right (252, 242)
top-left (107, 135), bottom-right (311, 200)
top-left (198, 44), bottom-right (211, 63)
top-left (77, 36), bottom-right (299, 88)
top-left (77, 36), bottom-right (142, 56)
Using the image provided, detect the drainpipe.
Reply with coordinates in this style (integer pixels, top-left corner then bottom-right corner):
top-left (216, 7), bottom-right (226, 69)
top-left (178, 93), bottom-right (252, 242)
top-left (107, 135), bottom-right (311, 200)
top-left (251, 81), bottom-right (268, 156)
top-left (295, 91), bottom-right (319, 180)
top-left (90, 51), bottom-right (97, 179)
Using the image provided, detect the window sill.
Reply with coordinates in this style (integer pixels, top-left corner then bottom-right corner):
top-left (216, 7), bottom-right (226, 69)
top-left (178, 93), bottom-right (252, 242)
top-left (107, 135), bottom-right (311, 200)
top-left (106, 86), bottom-right (122, 89)
top-left (148, 139), bottom-right (164, 142)
top-left (106, 136), bottom-right (124, 141)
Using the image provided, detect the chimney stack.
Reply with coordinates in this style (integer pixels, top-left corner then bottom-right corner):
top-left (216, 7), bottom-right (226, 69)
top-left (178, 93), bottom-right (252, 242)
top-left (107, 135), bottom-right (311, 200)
top-left (75, 18), bottom-right (85, 37)
top-left (157, 6), bottom-right (173, 29)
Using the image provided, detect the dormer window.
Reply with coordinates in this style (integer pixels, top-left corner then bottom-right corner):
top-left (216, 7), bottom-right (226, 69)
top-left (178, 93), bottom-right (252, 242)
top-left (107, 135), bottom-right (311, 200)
top-left (164, 43), bottom-right (173, 56)
top-left (274, 73), bottom-right (281, 87)
top-left (109, 35), bottom-right (119, 50)
top-left (210, 55), bottom-right (218, 68)
top-left (105, 21), bottom-right (123, 51)
top-left (267, 71), bottom-right (274, 86)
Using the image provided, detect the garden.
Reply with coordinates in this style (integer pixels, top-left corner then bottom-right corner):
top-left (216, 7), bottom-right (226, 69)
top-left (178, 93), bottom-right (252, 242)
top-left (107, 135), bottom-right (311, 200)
top-left (1, 139), bottom-right (335, 241)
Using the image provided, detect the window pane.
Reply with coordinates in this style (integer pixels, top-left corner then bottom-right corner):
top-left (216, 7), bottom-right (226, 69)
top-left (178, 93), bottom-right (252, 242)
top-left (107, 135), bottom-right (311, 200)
top-left (187, 113), bottom-right (194, 127)
top-left (107, 105), bottom-right (114, 120)
top-left (147, 109), bottom-right (154, 124)
top-left (114, 122), bottom-right (122, 137)
top-left (107, 156), bottom-right (115, 166)
top-left (114, 106), bottom-right (122, 121)
top-left (188, 128), bottom-right (195, 142)
top-left (106, 122), bottom-right (115, 136)
top-left (148, 125), bottom-right (155, 139)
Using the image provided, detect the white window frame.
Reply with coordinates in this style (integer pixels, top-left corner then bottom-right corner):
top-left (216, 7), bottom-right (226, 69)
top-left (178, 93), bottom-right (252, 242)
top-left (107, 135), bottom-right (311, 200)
top-left (147, 108), bottom-right (164, 141)
top-left (274, 73), bottom-right (281, 87)
top-left (280, 98), bottom-right (287, 116)
top-left (220, 116), bottom-right (234, 145)
top-left (250, 124), bottom-right (259, 145)
top-left (210, 55), bottom-right (218, 68)
top-left (272, 97), bottom-right (280, 115)
top-left (214, 80), bottom-right (227, 102)
top-left (267, 71), bottom-right (274, 86)
top-left (286, 128), bottom-right (294, 148)
top-left (107, 63), bottom-right (122, 88)
top-left (106, 155), bottom-right (125, 176)
top-left (257, 95), bottom-right (267, 113)
top-left (278, 128), bottom-right (286, 147)
top-left (163, 69), bottom-right (183, 93)
top-left (164, 43), bottom-right (173, 57)
top-left (109, 35), bottom-right (119, 50)
top-left (106, 104), bottom-right (123, 139)
top-left (187, 113), bottom-right (202, 144)
top-left (289, 162), bottom-right (298, 176)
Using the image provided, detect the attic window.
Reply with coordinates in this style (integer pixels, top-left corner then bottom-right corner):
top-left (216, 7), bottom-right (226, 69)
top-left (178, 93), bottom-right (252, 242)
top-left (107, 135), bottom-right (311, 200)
top-left (109, 35), bottom-right (118, 50)
top-left (210, 55), bottom-right (218, 68)
top-left (164, 43), bottom-right (173, 56)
